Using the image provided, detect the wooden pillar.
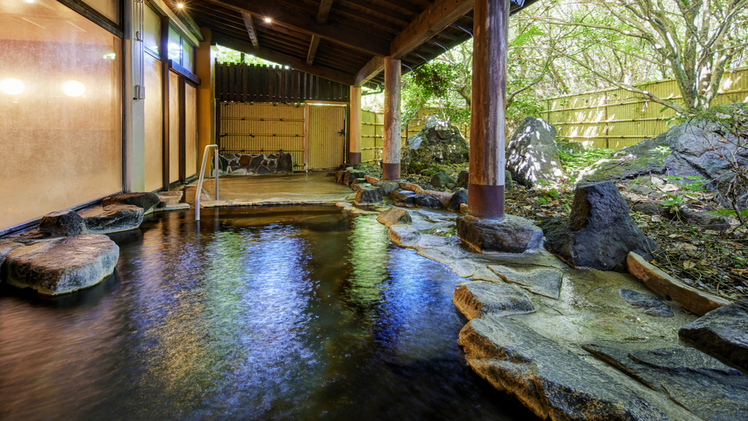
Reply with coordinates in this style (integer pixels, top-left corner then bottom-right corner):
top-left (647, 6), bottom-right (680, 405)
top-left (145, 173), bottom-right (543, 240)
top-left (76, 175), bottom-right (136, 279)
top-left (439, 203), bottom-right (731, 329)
top-left (383, 56), bottom-right (401, 180)
top-left (468, 0), bottom-right (509, 219)
top-left (349, 85), bottom-right (362, 164)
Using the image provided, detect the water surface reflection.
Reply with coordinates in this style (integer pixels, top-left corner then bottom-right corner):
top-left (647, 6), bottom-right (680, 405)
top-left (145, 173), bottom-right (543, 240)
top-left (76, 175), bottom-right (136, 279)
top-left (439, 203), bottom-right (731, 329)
top-left (0, 208), bottom-right (539, 421)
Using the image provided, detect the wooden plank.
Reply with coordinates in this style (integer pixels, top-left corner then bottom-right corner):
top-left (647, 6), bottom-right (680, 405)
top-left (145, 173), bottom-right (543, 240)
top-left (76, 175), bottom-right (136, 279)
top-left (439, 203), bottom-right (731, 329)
top-left (354, 56), bottom-right (384, 87)
top-left (307, 35), bottom-right (320, 65)
top-left (161, 15), bottom-right (171, 190)
top-left (210, 31), bottom-right (355, 85)
top-left (390, 0), bottom-right (474, 59)
top-left (317, 0), bottom-right (334, 24)
top-left (240, 11), bottom-right (260, 48)
top-left (208, 0), bottom-right (389, 56)
top-left (179, 77), bottom-right (186, 183)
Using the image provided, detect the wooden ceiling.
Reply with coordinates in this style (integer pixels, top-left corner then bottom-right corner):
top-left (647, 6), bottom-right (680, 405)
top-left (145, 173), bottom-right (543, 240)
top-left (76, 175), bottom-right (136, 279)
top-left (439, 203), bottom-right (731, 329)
top-left (176, 0), bottom-right (538, 87)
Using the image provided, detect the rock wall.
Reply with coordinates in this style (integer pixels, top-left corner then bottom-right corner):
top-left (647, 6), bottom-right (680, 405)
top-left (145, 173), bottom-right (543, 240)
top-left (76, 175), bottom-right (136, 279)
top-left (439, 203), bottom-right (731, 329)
top-left (218, 152), bottom-right (293, 176)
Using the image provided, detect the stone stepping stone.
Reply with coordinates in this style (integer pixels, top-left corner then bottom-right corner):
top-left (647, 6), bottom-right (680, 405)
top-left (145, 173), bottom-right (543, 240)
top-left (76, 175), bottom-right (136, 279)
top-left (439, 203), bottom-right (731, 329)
top-left (679, 301), bottom-right (748, 374)
top-left (157, 190), bottom-right (183, 206)
top-left (390, 189), bottom-right (416, 202)
top-left (84, 204), bottom-right (144, 234)
top-left (354, 186), bottom-right (382, 205)
top-left (453, 281), bottom-right (535, 320)
top-left (376, 207), bottom-right (412, 227)
top-left (619, 289), bottom-right (674, 317)
top-left (583, 343), bottom-right (748, 421)
top-left (39, 210), bottom-right (86, 236)
top-left (460, 317), bottom-right (680, 421)
top-left (488, 264), bottom-right (563, 299)
top-left (388, 225), bottom-right (420, 249)
top-left (417, 245), bottom-right (475, 278)
top-left (4, 234), bottom-right (119, 295)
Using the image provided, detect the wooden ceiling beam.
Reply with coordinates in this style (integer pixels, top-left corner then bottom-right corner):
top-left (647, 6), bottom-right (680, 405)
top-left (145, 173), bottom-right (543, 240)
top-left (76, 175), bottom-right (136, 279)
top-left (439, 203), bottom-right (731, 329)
top-left (210, 30), bottom-right (355, 85)
top-left (307, 35), bottom-right (320, 65)
top-left (317, 0), bottom-right (334, 24)
top-left (208, 0), bottom-right (390, 56)
top-left (240, 12), bottom-right (260, 48)
top-left (390, 0), bottom-right (474, 59)
top-left (354, 55), bottom-right (383, 87)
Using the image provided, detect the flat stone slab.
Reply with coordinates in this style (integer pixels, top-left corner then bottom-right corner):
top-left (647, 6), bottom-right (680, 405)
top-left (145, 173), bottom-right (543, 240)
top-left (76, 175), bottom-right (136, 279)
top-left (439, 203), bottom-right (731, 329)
top-left (417, 245), bottom-right (475, 278)
top-left (4, 234), bottom-right (119, 295)
top-left (583, 343), bottom-right (748, 421)
top-left (488, 265), bottom-right (564, 299)
top-left (0, 240), bottom-right (24, 279)
top-left (619, 288), bottom-right (673, 317)
top-left (376, 207), bottom-right (412, 227)
top-left (103, 192), bottom-right (160, 214)
top-left (157, 190), bottom-right (184, 206)
top-left (84, 204), bottom-right (144, 234)
top-left (389, 225), bottom-right (421, 249)
top-left (453, 281), bottom-right (535, 320)
top-left (627, 252), bottom-right (729, 315)
top-left (460, 316), bottom-right (684, 421)
top-left (154, 203), bottom-right (190, 212)
top-left (679, 301), bottom-right (748, 374)
top-left (457, 215), bottom-right (543, 253)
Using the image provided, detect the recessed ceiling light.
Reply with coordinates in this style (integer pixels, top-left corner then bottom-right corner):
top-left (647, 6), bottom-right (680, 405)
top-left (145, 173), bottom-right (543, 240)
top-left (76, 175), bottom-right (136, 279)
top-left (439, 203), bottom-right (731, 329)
top-left (264, 17), bottom-right (272, 23)
top-left (177, 3), bottom-right (184, 8)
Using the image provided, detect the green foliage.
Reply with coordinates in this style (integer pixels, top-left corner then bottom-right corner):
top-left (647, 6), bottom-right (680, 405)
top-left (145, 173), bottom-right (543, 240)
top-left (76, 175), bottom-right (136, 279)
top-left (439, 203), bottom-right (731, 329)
top-left (215, 45), bottom-right (279, 66)
top-left (402, 61), bottom-right (469, 126)
top-left (557, 141), bottom-right (613, 173)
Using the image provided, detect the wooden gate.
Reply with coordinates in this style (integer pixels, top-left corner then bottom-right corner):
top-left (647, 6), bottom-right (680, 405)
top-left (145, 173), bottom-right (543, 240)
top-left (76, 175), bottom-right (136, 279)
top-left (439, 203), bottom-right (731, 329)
top-left (306, 104), bottom-right (346, 170)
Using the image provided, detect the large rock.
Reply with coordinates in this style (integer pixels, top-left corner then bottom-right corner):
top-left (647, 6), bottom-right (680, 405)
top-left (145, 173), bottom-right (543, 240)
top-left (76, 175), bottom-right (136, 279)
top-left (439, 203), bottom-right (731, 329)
top-left (456, 170), bottom-right (469, 188)
top-left (103, 192), bottom-right (160, 214)
top-left (39, 209), bottom-right (86, 236)
top-left (405, 194), bottom-right (442, 208)
top-left (354, 186), bottom-right (382, 205)
top-left (430, 171), bottom-right (453, 188)
top-left (4, 235), bottom-right (119, 295)
top-left (713, 172), bottom-right (748, 210)
top-left (452, 282), bottom-right (535, 320)
top-left (664, 114), bottom-right (748, 181)
top-left (583, 343), bottom-right (748, 421)
top-left (539, 181), bottom-right (659, 272)
top-left (276, 152), bottom-right (293, 173)
top-left (506, 117), bottom-right (563, 187)
top-left (373, 180), bottom-right (400, 196)
top-left (459, 316), bottom-right (671, 421)
top-left (84, 204), bottom-right (144, 234)
top-left (403, 116), bottom-right (470, 169)
top-left (582, 134), bottom-right (671, 182)
top-left (447, 189), bottom-right (468, 211)
top-left (679, 301), bottom-right (748, 374)
top-left (457, 215), bottom-right (543, 253)
top-left (376, 207), bottom-right (412, 227)
top-left (344, 170), bottom-right (366, 186)
top-left (390, 189), bottom-right (416, 202)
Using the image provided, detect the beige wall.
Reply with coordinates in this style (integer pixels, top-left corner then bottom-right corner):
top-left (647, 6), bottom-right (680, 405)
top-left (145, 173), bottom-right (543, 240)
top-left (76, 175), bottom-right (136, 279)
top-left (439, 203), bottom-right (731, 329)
top-left (168, 71), bottom-right (180, 183)
top-left (144, 54), bottom-right (163, 192)
top-left (0, 0), bottom-right (122, 231)
top-left (185, 83), bottom-right (198, 178)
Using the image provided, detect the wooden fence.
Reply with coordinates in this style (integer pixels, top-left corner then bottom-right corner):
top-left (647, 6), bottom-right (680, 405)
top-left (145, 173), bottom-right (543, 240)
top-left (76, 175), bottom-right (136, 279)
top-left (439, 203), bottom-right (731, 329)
top-left (544, 67), bottom-right (748, 150)
top-left (215, 62), bottom-right (350, 103)
top-left (360, 108), bottom-right (470, 163)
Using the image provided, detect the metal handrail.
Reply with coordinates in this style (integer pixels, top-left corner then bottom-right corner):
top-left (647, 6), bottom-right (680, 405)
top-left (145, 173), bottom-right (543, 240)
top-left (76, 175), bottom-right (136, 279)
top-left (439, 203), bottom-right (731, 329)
top-left (195, 145), bottom-right (220, 221)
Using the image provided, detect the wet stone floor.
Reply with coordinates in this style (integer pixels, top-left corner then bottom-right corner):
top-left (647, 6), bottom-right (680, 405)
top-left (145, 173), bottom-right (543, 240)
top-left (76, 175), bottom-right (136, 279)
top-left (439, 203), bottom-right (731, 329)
top-left (0, 208), bottom-right (539, 421)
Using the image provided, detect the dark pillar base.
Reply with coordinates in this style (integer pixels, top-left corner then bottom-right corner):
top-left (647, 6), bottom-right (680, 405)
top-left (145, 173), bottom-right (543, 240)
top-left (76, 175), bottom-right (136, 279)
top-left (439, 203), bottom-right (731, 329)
top-left (349, 152), bottom-right (362, 165)
top-left (468, 183), bottom-right (504, 219)
top-left (383, 163), bottom-right (400, 180)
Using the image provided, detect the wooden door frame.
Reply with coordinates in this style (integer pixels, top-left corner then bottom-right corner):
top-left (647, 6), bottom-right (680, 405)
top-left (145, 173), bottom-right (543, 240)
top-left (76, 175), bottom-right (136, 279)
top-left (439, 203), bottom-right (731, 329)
top-left (304, 100), bottom-right (348, 171)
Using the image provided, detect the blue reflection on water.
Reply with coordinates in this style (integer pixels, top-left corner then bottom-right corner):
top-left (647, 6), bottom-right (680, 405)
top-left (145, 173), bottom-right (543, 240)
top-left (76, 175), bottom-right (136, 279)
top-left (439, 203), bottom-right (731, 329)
top-left (0, 209), bottom-right (538, 421)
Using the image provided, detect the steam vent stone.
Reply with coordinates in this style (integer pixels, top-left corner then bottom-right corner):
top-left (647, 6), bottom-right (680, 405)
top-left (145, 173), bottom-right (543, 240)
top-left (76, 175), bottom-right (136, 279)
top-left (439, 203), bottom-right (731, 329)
top-left (539, 181), bottom-right (659, 271)
top-left (4, 234), bottom-right (119, 295)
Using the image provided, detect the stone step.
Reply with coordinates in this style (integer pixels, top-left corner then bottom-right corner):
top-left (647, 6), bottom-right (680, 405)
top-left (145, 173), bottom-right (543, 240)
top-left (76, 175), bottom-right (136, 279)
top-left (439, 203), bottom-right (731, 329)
top-left (3, 234), bottom-right (119, 295)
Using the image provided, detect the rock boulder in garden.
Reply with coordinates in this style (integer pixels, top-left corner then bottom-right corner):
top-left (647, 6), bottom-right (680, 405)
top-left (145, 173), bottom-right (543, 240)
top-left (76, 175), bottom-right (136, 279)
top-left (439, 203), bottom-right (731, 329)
top-left (506, 117), bottom-right (563, 187)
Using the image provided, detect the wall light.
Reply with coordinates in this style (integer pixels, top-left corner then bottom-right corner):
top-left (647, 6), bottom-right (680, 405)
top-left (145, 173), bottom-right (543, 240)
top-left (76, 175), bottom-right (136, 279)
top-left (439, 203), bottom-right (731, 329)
top-left (176, 3), bottom-right (184, 9)
top-left (264, 17), bottom-right (272, 23)
top-left (0, 78), bottom-right (25, 95)
top-left (62, 80), bottom-right (86, 97)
